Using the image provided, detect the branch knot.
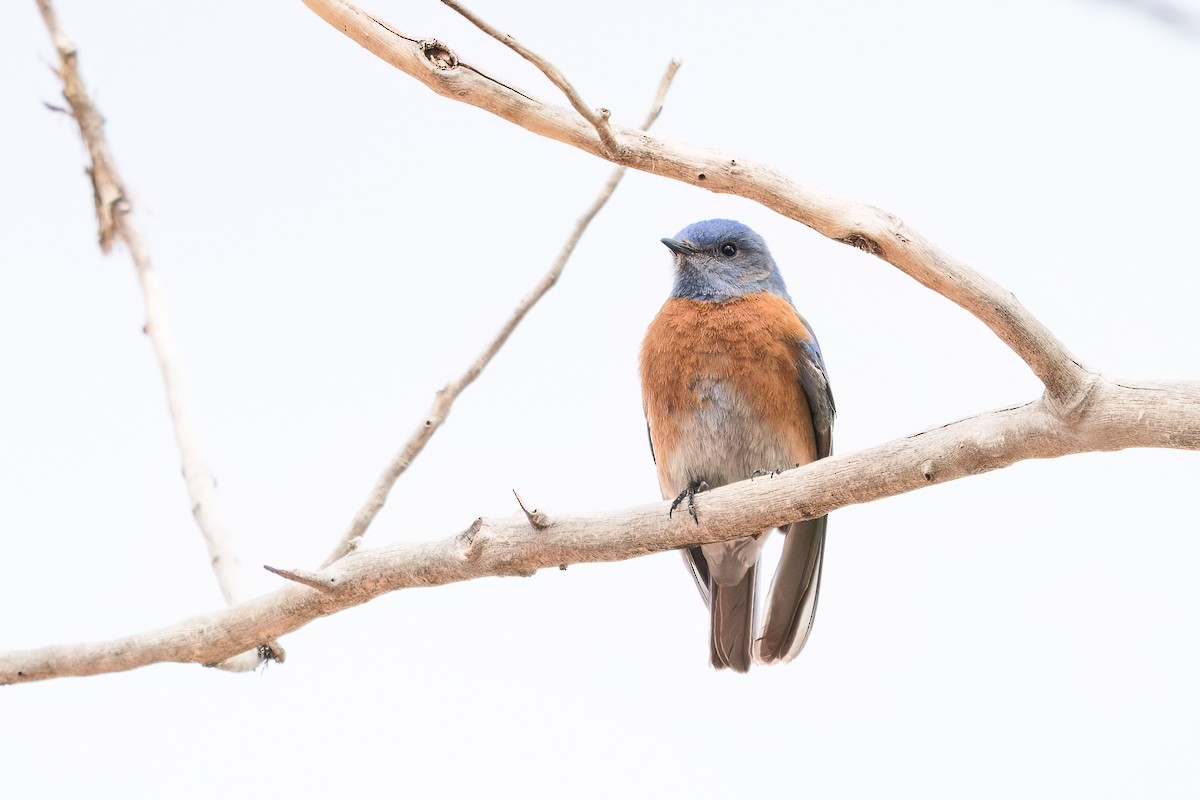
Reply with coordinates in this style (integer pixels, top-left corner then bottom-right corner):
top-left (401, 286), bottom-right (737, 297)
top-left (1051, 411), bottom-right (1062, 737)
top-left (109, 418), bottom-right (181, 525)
top-left (838, 232), bottom-right (885, 257)
top-left (456, 517), bottom-right (485, 562)
top-left (420, 39), bottom-right (458, 70)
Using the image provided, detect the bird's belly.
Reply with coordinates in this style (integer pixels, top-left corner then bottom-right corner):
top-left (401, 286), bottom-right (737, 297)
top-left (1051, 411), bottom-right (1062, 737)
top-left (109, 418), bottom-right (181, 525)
top-left (658, 377), bottom-right (800, 497)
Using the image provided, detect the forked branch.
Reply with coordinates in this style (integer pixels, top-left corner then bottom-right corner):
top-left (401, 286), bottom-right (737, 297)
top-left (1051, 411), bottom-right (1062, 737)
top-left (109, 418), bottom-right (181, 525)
top-left (302, 0), bottom-right (1091, 406)
top-left (440, 0), bottom-right (621, 153)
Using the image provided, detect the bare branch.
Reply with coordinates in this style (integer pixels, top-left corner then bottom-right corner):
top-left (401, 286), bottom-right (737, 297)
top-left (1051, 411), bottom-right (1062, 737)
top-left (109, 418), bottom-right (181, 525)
top-left (34, 0), bottom-right (119, 253)
top-left (36, 0), bottom-right (279, 670)
top-left (322, 59), bottom-right (681, 566)
top-left (301, 0), bottom-right (1090, 406)
top-left (5, 376), bottom-right (1199, 684)
top-left (440, 0), bottom-right (621, 153)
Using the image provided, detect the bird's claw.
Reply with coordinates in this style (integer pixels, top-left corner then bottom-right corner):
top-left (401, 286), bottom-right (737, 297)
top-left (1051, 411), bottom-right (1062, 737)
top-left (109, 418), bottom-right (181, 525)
top-left (751, 465), bottom-right (791, 480)
top-left (669, 479), bottom-right (709, 525)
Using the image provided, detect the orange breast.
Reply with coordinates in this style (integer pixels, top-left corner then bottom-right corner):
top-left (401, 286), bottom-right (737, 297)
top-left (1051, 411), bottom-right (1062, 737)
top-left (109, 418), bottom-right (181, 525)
top-left (640, 293), bottom-right (817, 495)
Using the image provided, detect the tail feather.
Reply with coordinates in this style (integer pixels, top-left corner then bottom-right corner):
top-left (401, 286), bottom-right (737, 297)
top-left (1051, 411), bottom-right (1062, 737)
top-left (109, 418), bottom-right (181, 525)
top-left (709, 565), bottom-right (756, 672)
top-left (754, 517), bottom-right (826, 665)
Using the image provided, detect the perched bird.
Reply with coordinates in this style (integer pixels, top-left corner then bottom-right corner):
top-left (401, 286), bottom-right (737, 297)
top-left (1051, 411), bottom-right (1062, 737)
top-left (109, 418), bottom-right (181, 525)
top-left (639, 219), bottom-right (834, 672)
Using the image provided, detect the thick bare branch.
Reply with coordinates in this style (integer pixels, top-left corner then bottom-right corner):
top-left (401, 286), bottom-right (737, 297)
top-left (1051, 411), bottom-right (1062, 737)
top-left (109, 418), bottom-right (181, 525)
top-left (440, 0), bottom-right (620, 152)
top-left (5, 376), bottom-right (1198, 685)
top-left (322, 60), bottom-right (681, 566)
top-left (301, 0), bottom-right (1091, 405)
top-left (36, 0), bottom-right (277, 670)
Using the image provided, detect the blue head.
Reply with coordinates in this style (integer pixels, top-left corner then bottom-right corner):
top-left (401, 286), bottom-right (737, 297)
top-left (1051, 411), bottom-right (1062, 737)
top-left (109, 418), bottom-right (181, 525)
top-left (661, 219), bottom-right (791, 303)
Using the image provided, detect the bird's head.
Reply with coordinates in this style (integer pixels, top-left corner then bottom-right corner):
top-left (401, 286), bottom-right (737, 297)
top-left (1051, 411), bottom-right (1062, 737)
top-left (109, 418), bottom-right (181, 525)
top-left (661, 219), bottom-right (790, 303)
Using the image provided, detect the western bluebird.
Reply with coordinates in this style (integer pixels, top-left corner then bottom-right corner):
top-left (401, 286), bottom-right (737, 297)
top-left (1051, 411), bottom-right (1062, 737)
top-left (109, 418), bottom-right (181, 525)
top-left (640, 219), bottom-right (834, 672)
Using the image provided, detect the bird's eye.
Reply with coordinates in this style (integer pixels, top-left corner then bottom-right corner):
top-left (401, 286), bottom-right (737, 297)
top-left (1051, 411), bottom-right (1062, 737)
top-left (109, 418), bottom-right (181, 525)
top-left (719, 242), bottom-right (737, 257)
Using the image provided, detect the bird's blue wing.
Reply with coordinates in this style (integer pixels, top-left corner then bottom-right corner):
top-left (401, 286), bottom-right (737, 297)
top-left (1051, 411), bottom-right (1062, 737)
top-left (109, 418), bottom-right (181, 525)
top-left (795, 315), bottom-right (835, 458)
top-left (755, 312), bottom-right (835, 665)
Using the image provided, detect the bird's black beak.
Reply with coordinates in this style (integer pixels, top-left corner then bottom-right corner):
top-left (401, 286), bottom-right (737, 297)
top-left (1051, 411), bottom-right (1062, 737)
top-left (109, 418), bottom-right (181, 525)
top-left (661, 237), bottom-right (696, 256)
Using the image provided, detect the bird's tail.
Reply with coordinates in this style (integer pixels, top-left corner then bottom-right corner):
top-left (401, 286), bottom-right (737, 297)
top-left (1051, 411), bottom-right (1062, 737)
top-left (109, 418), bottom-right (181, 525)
top-left (754, 517), bottom-right (826, 665)
top-left (709, 565), bottom-right (756, 673)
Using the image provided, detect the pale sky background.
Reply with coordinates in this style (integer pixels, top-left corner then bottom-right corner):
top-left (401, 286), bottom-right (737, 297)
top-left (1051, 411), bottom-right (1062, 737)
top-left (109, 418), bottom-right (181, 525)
top-left (2, 0), bottom-right (1199, 797)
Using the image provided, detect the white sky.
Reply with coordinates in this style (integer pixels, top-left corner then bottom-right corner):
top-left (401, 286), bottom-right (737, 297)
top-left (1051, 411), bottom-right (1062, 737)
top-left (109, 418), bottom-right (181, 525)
top-left (2, 0), bottom-right (1199, 796)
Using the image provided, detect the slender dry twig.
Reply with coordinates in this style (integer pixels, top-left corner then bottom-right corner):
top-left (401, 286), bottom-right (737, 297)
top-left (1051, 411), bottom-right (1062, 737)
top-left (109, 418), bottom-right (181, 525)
top-left (5, 376), bottom-right (1199, 684)
top-left (640, 60), bottom-right (681, 130)
top-left (35, 0), bottom-right (279, 671)
top-left (322, 59), bottom-right (681, 567)
top-left (302, 0), bottom-right (1090, 407)
top-left (440, 0), bottom-right (621, 153)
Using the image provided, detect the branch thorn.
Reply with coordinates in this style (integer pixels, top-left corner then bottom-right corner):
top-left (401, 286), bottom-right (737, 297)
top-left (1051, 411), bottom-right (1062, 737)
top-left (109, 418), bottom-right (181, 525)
top-left (263, 564), bottom-right (338, 592)
top-left (513, 489), bottom-right (551, 529)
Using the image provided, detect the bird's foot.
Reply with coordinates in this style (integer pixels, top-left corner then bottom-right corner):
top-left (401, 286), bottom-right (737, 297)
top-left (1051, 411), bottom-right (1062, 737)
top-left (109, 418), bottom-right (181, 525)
top-left (669, 479), bottom-right (709, 526)
top-left (751, 464), bottom-right (793, 480)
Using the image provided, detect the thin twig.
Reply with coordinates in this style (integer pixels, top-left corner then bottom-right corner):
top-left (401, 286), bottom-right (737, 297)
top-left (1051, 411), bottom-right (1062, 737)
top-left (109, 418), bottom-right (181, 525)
top-left (35, 0), bottom-right (280, 671)
top-left (440, 0), bottom-right (621, 153)
top-left (640, 60), bottom-right (681, 129)
top-left (34, 0), bottom-right (120, 252)
top-left (320, 59), bottom-right (681, 567)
